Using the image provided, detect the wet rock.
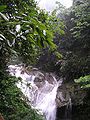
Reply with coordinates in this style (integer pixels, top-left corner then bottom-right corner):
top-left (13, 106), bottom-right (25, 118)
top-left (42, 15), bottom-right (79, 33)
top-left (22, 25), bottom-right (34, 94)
top-left (56, 83), bottom-right (71, 108)
top-left (56, 82), bottom-right (86, 107)
top-left (45, 73), bottom-right (56, 84)
top-left (34, 77), bottom-right (45, 88)
top-left (56, 83), bottom-right (89, 120)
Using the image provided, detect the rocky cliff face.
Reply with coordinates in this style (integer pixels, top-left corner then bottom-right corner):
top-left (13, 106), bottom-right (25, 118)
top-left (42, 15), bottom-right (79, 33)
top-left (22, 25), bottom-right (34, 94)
top-left (56, 81), bottom-right (90, 120)
top-left (56, 82), bottom-right (86, 107)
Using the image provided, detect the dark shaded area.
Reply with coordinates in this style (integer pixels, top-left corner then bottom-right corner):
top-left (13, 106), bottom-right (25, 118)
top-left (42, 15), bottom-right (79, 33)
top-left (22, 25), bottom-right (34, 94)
top-left (56, 104), bottom-right (90, 120)
top-left (56, 90), bottom-right (90, 120)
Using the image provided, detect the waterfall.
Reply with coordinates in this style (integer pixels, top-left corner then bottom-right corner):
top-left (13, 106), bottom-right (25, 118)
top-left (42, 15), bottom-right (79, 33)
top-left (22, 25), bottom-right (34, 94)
top-left (8, 65), bottom-right (62, 120)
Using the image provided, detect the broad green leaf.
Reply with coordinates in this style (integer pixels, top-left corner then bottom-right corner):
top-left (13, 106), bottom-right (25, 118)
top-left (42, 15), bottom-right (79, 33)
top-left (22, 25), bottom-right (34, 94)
top-left (54, 51), bottom-right (62, 59)
top-left (0, 12), bottom-right (9, 21)
top-left (0, 34), bottom-right (6, 40)
top-left (0, 5), bottom-right (6, 12)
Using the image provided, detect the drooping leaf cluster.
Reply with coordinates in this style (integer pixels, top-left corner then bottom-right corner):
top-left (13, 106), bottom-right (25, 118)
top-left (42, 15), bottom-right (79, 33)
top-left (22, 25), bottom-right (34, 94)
top-left (0, 0), bottom-right (58, 65)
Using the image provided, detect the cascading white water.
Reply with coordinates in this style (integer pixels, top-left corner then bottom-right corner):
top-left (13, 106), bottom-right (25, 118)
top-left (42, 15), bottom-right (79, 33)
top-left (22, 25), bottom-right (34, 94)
top-left (8, 65), bottom-right (62, 120)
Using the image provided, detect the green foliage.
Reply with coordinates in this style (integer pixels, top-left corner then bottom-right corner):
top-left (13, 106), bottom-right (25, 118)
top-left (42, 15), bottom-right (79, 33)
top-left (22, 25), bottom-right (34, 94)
top-left (0, 75), bottom-right (43, 120)
top-left (0, 0), bottom-right (65, 65)
top-left (74, 75), bottom-right (90, 88)
top-left (0, 5), bottom-right (6, 12)
top-left (52, 0), bottom-right (90, 81)
top-left (71, 0), bottom-right (90, 40)
top-left (54, 51), bottom-right (63, 59)
top-left (46, 10), bottom-right (65, 35)
top-left (0, 0), bottom-right (58, 65)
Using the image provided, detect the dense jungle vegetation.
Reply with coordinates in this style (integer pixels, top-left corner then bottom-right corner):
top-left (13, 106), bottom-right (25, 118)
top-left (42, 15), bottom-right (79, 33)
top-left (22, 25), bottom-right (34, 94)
top-left (0, 0), bottom-right (90, 119)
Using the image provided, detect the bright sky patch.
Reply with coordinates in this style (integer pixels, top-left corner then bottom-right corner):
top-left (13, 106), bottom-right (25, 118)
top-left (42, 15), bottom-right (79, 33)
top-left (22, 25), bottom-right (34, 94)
top-left (35, 0), bottom-right (73, 12)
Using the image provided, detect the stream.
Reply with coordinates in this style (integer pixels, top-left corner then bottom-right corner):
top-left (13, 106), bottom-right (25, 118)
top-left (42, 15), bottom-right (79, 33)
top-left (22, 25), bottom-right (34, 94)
top-left (8, 65), bottom-right (70, 120)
